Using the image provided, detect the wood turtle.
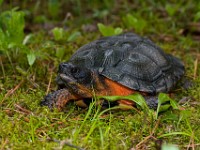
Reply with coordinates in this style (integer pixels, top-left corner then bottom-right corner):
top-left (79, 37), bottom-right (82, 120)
top-left (41, 33), bottom-right (185, 110)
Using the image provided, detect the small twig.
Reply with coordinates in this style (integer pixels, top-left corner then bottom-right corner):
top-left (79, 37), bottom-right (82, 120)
top-left (136, 135), bottom-right (158, 149)
top-left (14, 104), bottom-right (32, 115)
top-left (46, 70), bottom-right (53, 95)
top-left (184, 143), bottom-right (200, 148)
top-left (3, 80), bottom-right (23, 98)
top-left (48, 138), bottom-right (85, 150)
top-left (187, 137), bottom-right (192, 150)
top-left (194, 58), bottom-right (198, 79)
top-left (1, 80), bottom-right (24, 105)
top-left (151, 118), bottom-right (161, 134)
top-left (187, 132), bottom-right (195, 150)
top-left (0, 138), bottom-right (8, 150)
top-left (135, 118), bottom-right (160, 149)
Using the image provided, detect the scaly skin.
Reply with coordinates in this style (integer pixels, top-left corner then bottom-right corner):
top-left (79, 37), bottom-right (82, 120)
top-left (41, 89), bottom-right (78, 110)
top-left (41, 77), bottom-right (138, 110)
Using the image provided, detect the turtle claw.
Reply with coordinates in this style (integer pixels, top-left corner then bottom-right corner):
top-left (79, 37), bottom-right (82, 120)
top-left (41, 92), bottom-right (57, 110)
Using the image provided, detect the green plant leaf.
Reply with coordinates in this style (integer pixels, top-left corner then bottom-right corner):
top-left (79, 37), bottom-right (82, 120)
top-left (161, 111), bottom-right (179, 122)
top-left (194, 11), bottom-right (200, 22)
top-left (48, 0), bottom-right (60, 18)
top-left (97, 23), bottom-right (123, 36)
top-left (52, 27), bottom-right (64, 41)
top-left (158, 131), bottom-right (191, 138)
top-left (0, 8), bottom-right (25, 45)
top-left (170, 98), bottom-right (178, 109)
top-left (156, 93), bottom-right (179, 119)
top-left (97, 93), bottom-right (148, 110)
top-left (122, 13), bottom-right (147, 33)
top-left (93, 9), bottom-right (109, 18)
top-left (0, 0), bottom-right (3, 6)
top-left (114, 27), bottom-right (123, 35)
top-left (159, 104), bottom-right (171, 112)
top-left (98, 23), bottom-right (114, 36)
top-left (123, 14), bottom-right (137, 28)
top-left (126, 94), bottom-right (148, 110)
top-left (165, 4), bottom-right (177, 16)
top-left (158, 93), bottom-right (171, 104)
top-left (16, 66), bottom-right (27, 76)
top-left (0, 28), bottom-right (7, 50)
top-left (23, 34), bottom-right (34, 45)
top-left (27, 52), bottom-right (36, 66)
top-left (178, 110), bottom-right (191, 126)
top-left (56, 47), bottom-right (65, 59)
top-left (162, 144), bottom-right (179, 150)
top-left (67, 31), bottom-right (81, 42)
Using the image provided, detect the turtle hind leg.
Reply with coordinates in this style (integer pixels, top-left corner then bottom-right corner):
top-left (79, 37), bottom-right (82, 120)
top-left (144, 95), bottom-right (158, 110)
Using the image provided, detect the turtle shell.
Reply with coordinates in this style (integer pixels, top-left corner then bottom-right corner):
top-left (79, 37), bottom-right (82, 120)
top-left (69, 33), bottom-right (185, 93)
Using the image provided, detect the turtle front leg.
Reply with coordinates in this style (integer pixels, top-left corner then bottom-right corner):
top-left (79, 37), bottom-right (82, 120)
top-left (41, 89), bottom-right (78, 110)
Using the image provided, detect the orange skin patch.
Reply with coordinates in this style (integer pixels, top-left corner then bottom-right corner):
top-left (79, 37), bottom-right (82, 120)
top-left (103, 78), bottom-right (136, 106)
top-left (54, 76), bottom-right (136, 110)
top-left (103, 78), bottom-right (135, 96)
top-left (55, 89), bottom-right (79, 109)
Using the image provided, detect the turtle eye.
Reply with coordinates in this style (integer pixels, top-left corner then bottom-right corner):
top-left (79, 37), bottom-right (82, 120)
top-left (71, 67), bottom-right (79, 74)
top-left (71, 67), bottom-right (85, 79)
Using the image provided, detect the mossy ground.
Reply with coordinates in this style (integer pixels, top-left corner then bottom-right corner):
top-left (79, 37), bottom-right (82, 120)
top-left (0, 1), bottom-right (200, 150)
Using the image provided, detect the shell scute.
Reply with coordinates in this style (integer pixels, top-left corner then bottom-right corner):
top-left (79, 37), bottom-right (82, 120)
top-left (70, 33), bottom-right (185, 93)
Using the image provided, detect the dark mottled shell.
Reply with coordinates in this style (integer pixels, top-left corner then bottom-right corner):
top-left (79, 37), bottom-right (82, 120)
top-left (69, 33), bottom-right (185, 93)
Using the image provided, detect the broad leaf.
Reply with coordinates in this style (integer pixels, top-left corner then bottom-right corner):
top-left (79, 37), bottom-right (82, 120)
top-left (27, 52), bottom-right (36, 66)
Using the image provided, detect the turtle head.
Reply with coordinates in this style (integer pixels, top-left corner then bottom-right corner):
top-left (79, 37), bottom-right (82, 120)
top-left (56, 62), bottom-right (94, 90)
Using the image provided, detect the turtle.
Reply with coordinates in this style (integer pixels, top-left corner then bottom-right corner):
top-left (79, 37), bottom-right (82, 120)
top-left (41, 33), bottom-right (185, 110)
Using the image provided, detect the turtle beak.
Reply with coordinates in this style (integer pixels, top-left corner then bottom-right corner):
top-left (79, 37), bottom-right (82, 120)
top-left (56, 73), bottom-right (74, 89)
top-left (59, 73), bottom-right (74, 83)
top-left (56, 73), bottom-right (75, 89)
